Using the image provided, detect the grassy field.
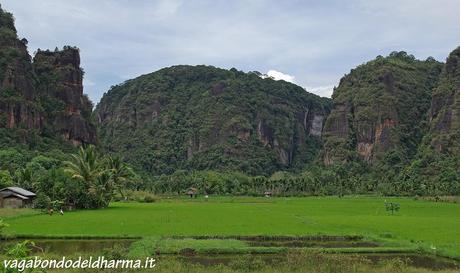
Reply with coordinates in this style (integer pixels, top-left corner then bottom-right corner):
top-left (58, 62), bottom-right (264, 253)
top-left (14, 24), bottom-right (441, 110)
top-left (0, 207), bottom-right (38, 218)
top-left (2, 196), bottom-right (460, 258)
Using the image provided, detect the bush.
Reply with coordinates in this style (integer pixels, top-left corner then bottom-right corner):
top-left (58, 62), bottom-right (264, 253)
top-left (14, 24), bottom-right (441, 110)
top-left (124, 190), bottom-right (157, 203)
top-left (0, 170), bottom-right (13, 188)
top-left (144, 195), bottom-right (157, 203)
top-left (33, 193), bottom-right (51, 209)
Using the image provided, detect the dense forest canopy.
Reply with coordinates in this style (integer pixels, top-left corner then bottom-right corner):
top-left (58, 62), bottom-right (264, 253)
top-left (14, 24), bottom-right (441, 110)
top-left (95, 65), bottom-right (331, 176)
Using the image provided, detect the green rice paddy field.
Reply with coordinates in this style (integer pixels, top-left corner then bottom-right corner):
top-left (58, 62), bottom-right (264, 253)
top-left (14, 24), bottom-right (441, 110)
top-left (2, 196), bottom-right (460, 258)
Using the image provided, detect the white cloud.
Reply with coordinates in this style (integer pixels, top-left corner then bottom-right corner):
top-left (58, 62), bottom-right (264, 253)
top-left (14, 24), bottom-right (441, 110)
top-left (305, 85), bottom-right (335, 98)
top-left (266, 70), bottom-right (295, 83)
top-left (262, 70), bottom-right (334, 98)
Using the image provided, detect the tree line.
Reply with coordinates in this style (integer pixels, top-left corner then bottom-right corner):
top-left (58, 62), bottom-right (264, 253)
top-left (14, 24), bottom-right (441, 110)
top-left (0, 146), bottom-right (138, 209)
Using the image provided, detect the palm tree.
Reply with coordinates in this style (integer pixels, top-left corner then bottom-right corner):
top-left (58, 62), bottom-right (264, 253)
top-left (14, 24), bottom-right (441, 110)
top-left (64, 145), bottom-right (103, 184)
top-left (14, 167), bottom-right (33, 189)
top-left (107, 155), bottom-right (134, 200)
top-left (89, 171), bottom-right (113, 208)
top-left (64, 145), bottom-right (108, 208)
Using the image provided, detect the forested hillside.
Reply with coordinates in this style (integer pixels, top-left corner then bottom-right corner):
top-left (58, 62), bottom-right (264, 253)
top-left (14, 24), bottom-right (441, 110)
top-left (399, 47), bottom-right (460, 195)
top-left (322, 52), bottom-right (442, 167)
top-left (95, 65), bottom-right (331, 176)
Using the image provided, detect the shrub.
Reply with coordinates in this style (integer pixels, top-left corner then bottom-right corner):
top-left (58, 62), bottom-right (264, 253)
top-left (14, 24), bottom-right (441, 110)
top-left (33, 193), bottom-right (51, 209)
top-left (144, 195), bottom-right (157, 203)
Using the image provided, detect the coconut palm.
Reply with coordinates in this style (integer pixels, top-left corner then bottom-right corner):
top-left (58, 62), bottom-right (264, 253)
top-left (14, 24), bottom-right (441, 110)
top-left (88, 171), bottom-right (113, 208)
top-left (64, 145), bottom-right (110, 208)
top-left (13, 167), bottom-right (33, 189)
top-left (107, 155), bottom-right (134, 200)
top-left (64, 145), bottom-right (103, 183)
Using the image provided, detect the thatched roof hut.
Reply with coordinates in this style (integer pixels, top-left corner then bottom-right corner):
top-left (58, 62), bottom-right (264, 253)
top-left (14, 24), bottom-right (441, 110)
top-left (186, 187), bottom-right (198, 198)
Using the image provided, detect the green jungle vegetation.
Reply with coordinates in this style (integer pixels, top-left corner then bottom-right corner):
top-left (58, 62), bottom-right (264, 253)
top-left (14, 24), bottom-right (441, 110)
top-left (95, 65), bottom-right (331, 176)
top-left (0, 146), bottom-right (140, 210)
top-left (92, 52), bottom-right (460, 196)
top-left (400, 47), bottom-right (460, 197)
top-left (323, 52), bottom-right (443, 165)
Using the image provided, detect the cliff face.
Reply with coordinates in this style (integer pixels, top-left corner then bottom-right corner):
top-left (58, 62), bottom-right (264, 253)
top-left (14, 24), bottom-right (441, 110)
top-left (0, 7), bottom-right (42, 130)
top-left (397, 48), bottom-right (460, 194)
top-left (95, 65), bottom-right (331, 175)
top-left (0, 5), bottom-right (96, 147)
top-left (322, 52), bottom-right (442, 166)
top-left (427, 47), bottom-right (460, 154)
top-left (34, 48), bottom-right (96, 145)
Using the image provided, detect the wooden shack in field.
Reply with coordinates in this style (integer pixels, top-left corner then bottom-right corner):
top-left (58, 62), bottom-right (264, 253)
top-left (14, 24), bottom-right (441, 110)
top-left (0, 187), bottom-right (36, 208)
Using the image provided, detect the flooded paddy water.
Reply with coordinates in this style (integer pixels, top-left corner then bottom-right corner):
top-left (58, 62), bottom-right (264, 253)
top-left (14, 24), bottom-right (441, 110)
top-left (180, 253), bottom-right (460, 271)
top-left (0, 238), bottom-right (135, 255)
top-left (237, 235), bottom-right (380, 248)
top-left (0, 236), bottom-right (459, 271)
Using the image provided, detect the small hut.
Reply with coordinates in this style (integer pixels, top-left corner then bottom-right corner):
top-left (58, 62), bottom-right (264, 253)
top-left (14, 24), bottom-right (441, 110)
top-left (0, 187), bottom-right (36, 208)
top-left (264, 191), bottom-right (272, 197)
top-left (186, 187), bottom-right (198, 198)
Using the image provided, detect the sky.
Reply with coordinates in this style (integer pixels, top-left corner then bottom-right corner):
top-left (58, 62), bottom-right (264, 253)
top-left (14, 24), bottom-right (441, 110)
top-left (2, 0), bottom-right (460, 104)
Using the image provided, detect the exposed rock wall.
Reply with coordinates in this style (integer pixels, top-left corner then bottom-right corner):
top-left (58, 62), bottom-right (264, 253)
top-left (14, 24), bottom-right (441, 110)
top-left (0, 5), bottom-right (96, 146)
top-left (0, 7), bottom-right (42, 130)
top-left (33, 48), bottom-right (96, 145)
top-left (428, 47), bottom-right (460, 152)
top-left (322, 52), bottom-right (442, 165)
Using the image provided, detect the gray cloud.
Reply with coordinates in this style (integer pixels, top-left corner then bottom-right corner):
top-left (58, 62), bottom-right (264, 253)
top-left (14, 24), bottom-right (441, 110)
top-left (2, 0), bottom-right (460, 103)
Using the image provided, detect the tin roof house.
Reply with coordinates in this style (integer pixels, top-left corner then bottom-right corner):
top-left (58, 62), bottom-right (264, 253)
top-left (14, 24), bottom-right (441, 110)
top-left (0, 187), bottom-right (36, 208)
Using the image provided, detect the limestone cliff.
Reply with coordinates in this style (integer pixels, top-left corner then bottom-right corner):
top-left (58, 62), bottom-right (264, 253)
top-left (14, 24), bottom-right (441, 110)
top-left (0, 6), bottom-right (42, 131)
top-left (398, 47), bottom-right (460, 194)
top-left (428, 47), bottom-right (460, 153)
top-left (322, 52), bottom-right (442, 166)
top-left (34, 47), bottom-right (96, 145)
top-left (0, 5), bottom-right (96, 146)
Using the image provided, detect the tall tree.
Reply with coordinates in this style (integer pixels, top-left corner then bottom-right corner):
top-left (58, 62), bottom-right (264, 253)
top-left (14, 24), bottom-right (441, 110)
top-left (64, 145), bottom-right (110, 208)
top-left (64, 145), bottom-right (102, 184)
top-left (107, 155), bottom-right (134, 200)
